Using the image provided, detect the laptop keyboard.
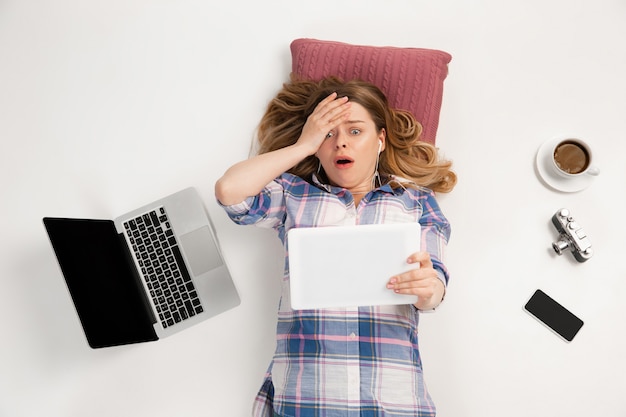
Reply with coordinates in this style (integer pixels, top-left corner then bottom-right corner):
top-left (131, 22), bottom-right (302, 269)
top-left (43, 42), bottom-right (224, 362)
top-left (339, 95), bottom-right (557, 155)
top-left (123, 207), bottom-right (204, 329)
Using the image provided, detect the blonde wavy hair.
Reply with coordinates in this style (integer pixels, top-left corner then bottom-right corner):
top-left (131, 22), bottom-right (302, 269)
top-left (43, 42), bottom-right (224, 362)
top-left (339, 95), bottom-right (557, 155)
top-left (255, 74), bottom-right (457, 193)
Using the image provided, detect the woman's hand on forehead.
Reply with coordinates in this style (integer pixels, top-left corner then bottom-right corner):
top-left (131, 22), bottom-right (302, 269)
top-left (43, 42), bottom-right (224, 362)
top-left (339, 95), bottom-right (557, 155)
top-left (297, 92), bottom-right (352, 155)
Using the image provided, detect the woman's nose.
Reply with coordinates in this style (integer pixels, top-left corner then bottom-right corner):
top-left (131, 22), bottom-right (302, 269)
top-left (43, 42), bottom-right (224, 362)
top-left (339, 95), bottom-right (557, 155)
top-left (334, 131), bottom-right (347, 148)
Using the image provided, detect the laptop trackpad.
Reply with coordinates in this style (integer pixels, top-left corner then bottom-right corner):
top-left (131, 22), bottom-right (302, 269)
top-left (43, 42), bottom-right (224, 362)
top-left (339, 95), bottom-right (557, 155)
top-left (179, 226), bottom-right (223, 276)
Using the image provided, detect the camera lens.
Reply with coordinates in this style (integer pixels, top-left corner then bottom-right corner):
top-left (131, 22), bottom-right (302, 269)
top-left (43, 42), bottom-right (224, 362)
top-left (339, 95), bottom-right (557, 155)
top-left (552, 238), bottom-right (570, 255)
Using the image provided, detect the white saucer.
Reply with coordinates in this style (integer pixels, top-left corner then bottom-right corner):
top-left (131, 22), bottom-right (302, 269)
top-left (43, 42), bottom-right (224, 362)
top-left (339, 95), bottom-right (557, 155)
top-left (535, 138), bottom-right (596, 193)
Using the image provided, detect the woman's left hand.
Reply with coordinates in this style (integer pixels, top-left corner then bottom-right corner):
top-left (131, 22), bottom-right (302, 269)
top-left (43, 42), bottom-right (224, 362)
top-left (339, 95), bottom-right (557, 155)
top-left (386, 251), bottom-right (445, 310)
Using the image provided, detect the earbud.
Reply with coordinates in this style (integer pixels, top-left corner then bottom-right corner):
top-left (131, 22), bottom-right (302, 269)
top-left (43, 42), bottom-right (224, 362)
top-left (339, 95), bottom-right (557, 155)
top-left (378, 140), bottom-right (382, 154)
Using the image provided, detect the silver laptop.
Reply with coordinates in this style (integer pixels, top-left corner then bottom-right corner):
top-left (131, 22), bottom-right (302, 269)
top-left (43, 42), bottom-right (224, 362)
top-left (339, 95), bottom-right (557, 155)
top-left (43, 187), bottom-right (240, 348)
top-left (288, 223), bottom-right (421, 310)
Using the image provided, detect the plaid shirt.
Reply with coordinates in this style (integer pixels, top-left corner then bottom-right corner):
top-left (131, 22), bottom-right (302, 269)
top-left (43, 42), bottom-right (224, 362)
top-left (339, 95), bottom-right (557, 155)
top-left (221, 173), bottom-right (451, 417)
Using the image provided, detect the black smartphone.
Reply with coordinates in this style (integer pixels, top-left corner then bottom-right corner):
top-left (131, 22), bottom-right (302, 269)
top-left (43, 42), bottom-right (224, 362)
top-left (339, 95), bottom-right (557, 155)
top-left (524, 289), bottom-right (584, 342)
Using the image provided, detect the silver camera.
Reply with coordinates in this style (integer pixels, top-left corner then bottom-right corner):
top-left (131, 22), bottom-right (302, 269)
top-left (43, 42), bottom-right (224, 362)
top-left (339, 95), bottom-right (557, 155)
top-left (551, 208), bottom-right (593, 262)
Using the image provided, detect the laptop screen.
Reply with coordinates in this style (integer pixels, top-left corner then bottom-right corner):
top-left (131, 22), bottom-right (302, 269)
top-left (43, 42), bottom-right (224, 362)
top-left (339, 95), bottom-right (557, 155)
top-left (43, 218), bottom-right (158, 348)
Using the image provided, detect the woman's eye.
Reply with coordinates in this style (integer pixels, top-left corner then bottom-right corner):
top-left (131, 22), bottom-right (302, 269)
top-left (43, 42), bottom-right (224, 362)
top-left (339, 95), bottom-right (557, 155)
top-left (350, 129), bottom-right (361, 135)
top-left (325, 131), bottom-right (334, 139)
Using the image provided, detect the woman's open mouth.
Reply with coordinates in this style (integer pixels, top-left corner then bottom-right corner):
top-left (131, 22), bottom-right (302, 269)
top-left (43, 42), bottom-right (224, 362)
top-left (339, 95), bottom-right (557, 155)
top-left (334, 156), bottom-right (354, 169)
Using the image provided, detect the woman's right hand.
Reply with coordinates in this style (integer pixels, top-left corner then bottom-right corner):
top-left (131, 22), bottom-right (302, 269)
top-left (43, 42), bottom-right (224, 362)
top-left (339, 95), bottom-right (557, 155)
top-left (296, 92), bottom-right (352, 155)
top-left (215, 93), bottom-right (351, 206)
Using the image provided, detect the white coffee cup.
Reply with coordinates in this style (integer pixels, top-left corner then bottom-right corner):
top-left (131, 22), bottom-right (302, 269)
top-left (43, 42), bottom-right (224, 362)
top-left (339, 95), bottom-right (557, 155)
top-left (550, 137), bottom-right (600, 178)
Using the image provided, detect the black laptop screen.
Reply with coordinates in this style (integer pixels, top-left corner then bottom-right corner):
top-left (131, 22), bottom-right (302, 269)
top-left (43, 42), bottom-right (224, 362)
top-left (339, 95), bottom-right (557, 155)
top-left (43, 218), bottom-right (158, 348)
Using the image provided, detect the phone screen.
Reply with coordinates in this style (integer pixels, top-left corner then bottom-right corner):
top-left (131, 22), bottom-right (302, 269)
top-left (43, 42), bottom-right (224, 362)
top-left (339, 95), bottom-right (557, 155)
top-left (524, 289), bottom-right (584, 342)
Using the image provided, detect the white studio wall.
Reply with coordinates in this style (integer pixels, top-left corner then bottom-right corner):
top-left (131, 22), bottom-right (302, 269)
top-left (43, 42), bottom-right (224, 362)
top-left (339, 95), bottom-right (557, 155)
top-left (1, 1), bottom-right (626, 416)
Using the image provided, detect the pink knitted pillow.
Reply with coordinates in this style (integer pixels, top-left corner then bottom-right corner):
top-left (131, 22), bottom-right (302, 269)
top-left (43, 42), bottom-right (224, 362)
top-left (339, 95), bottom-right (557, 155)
top-left (290, 38), bottom-right (452, 144)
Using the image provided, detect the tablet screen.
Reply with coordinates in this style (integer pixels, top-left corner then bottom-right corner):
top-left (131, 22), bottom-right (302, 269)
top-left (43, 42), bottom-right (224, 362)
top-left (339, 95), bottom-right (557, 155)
top-left (288, 223), bottom-right (421, 310)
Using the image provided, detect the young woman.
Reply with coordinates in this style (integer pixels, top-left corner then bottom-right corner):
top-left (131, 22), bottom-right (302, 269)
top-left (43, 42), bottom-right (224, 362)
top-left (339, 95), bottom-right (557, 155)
top-left (215, 75), bottom-right (457, 417)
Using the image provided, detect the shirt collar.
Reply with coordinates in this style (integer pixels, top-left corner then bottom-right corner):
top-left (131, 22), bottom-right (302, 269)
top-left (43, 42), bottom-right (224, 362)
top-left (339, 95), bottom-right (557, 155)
top-left (311, 173), bottom-right (407, 196)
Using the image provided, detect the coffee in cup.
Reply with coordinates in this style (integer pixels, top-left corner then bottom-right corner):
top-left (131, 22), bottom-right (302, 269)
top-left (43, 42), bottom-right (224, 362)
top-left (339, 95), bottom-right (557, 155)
top-left (550, 138), bottom-right (599, 177)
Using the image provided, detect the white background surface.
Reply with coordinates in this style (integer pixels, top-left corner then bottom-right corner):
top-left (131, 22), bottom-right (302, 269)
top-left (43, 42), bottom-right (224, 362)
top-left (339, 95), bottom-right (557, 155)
top-left (2, 1), bottom-right (626, 416)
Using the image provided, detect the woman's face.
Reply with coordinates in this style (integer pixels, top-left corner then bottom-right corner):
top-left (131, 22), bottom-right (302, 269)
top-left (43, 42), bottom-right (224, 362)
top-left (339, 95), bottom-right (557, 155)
top-left (316, 102), bottom-right (385, 193)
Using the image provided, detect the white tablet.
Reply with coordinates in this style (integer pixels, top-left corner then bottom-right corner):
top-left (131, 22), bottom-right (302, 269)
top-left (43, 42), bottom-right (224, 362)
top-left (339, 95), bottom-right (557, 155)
top-left (287, 223), bottom-right (421, 310)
